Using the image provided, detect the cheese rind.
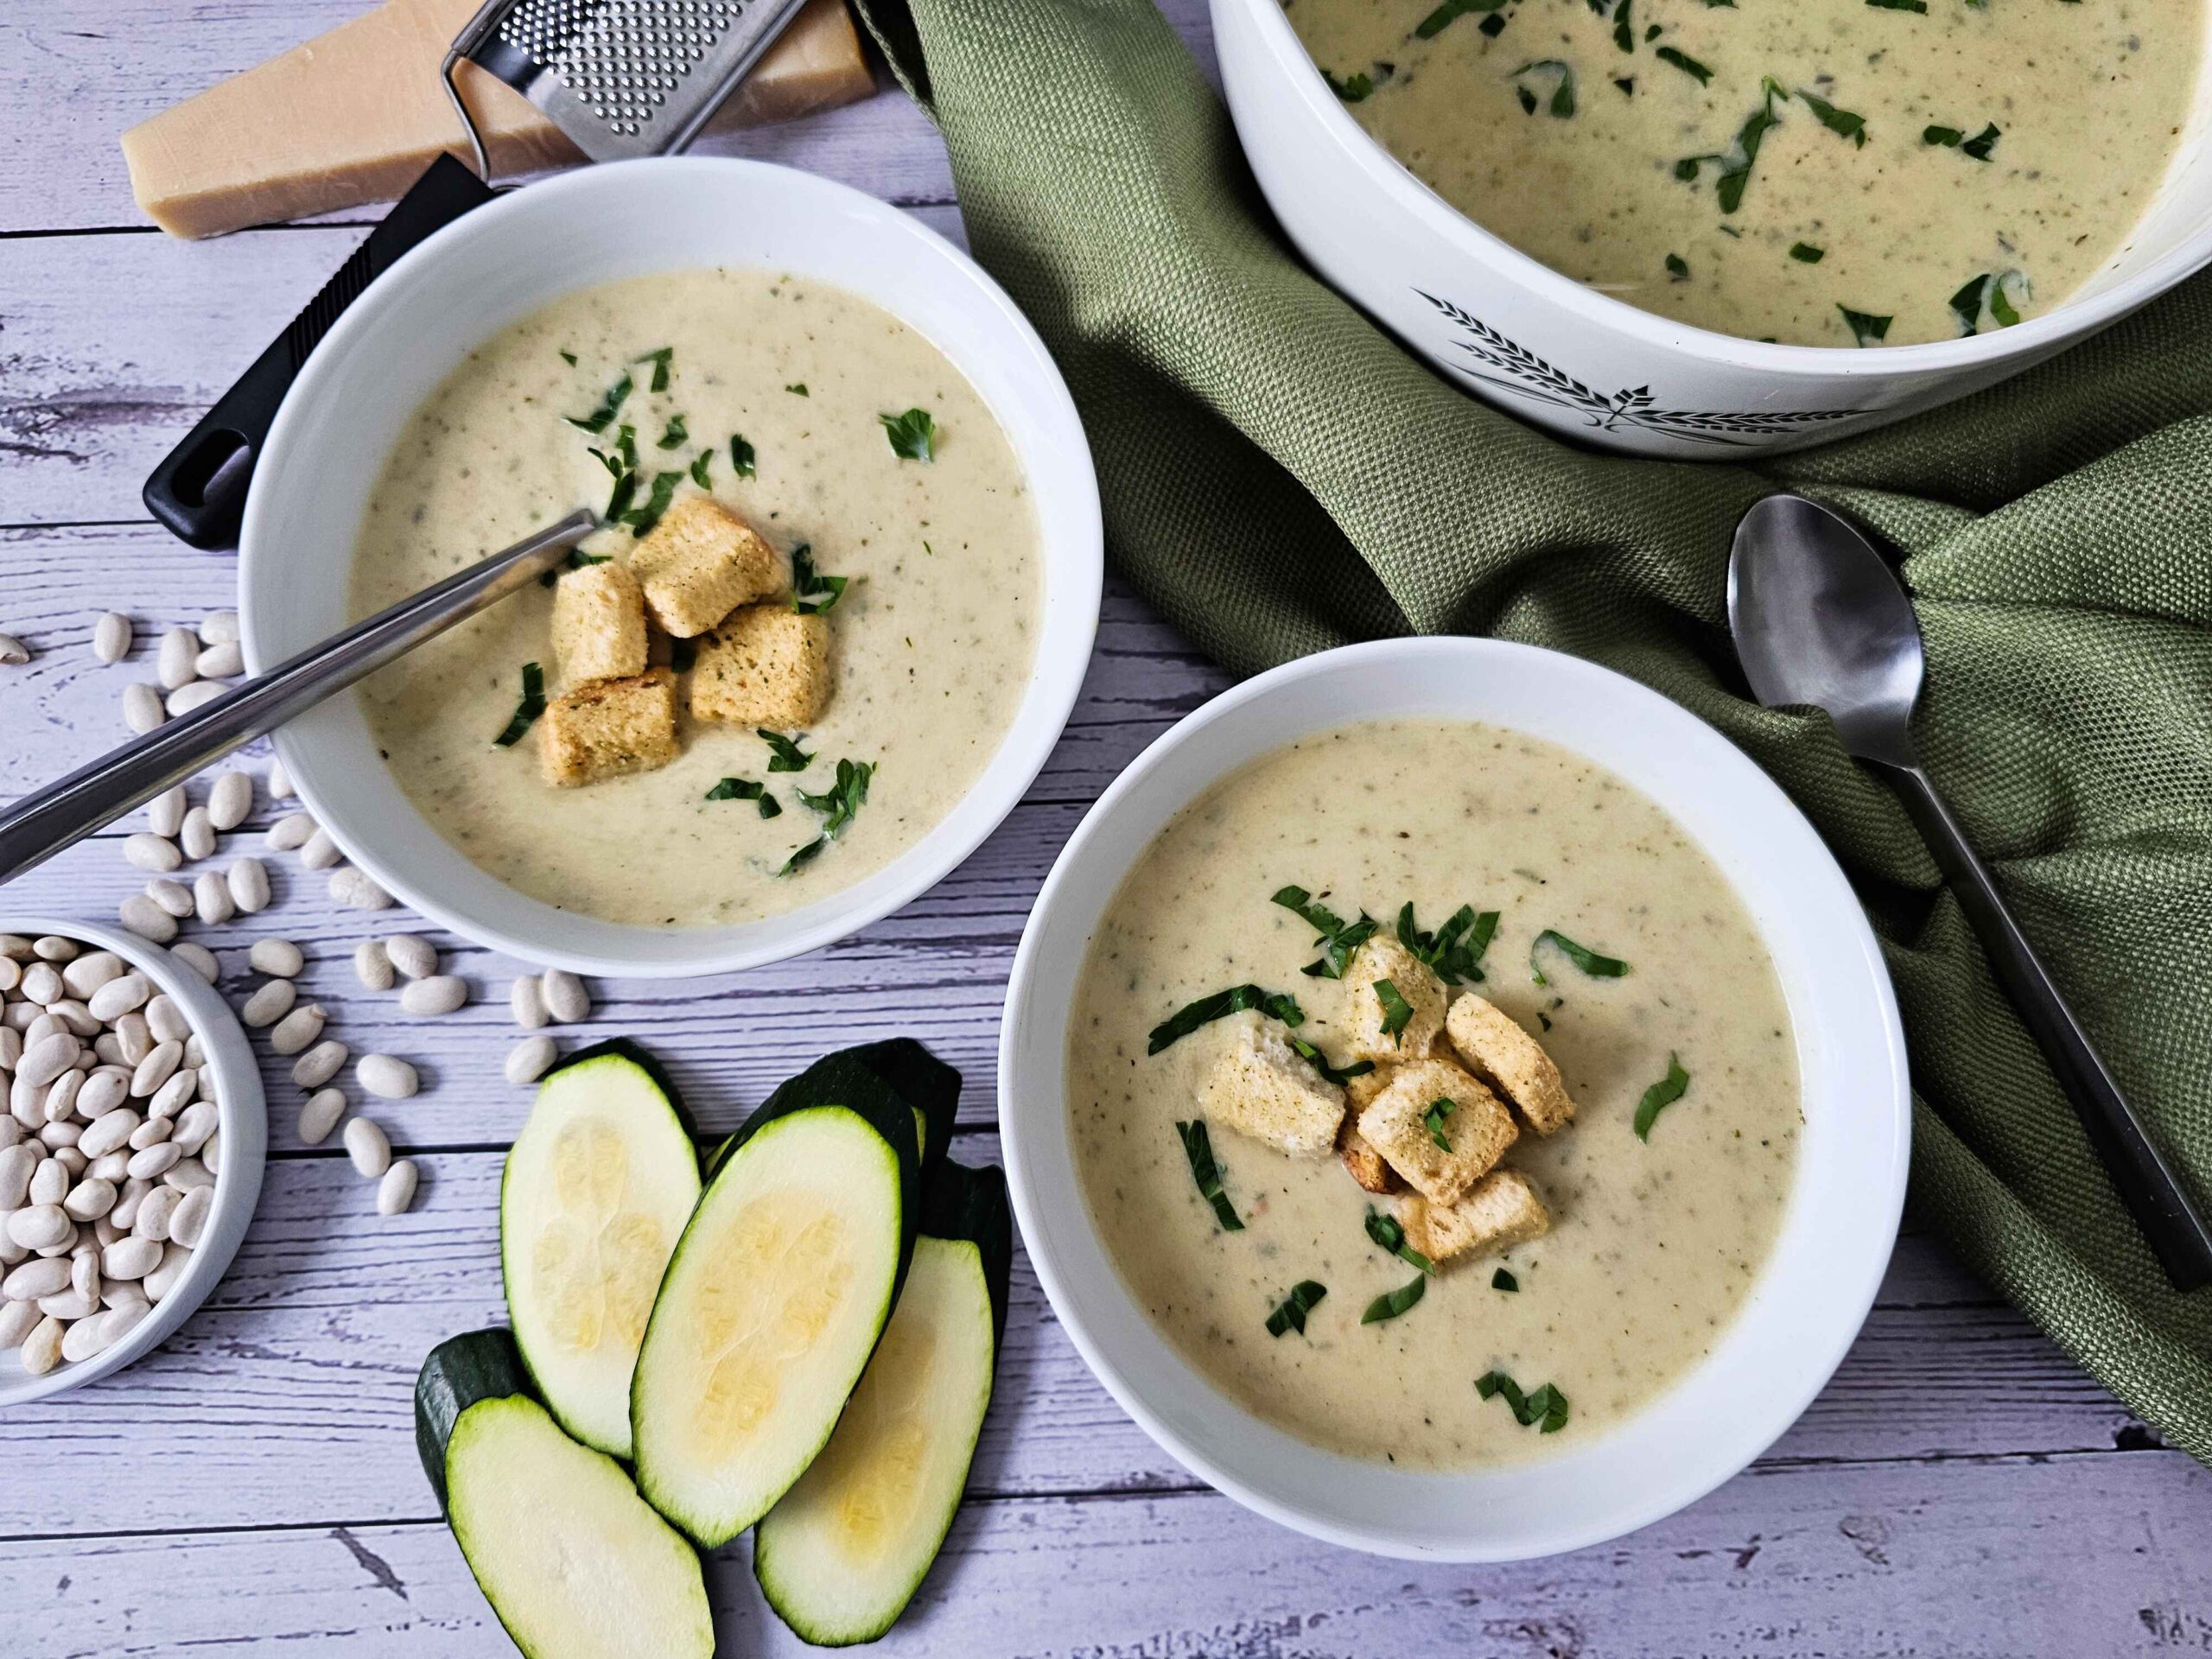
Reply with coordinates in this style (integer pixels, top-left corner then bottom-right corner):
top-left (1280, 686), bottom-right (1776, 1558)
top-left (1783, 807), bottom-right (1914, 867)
top-left (120, 0), bottom-right (877, 238)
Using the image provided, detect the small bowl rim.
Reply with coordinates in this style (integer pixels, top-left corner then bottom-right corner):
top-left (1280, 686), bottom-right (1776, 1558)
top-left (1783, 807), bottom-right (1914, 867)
top-left (0, 916), bottom-right (268, 1408)
top-left (1217, 0), bottom-right (2212, 373)
top-left (242, 156), bottom-right (1103, 979)
top-left (998, 636), bottom-right (1911, 1560)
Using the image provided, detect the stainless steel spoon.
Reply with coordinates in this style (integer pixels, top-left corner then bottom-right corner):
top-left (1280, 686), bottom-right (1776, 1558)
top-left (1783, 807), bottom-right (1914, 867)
top-left (0, 509), bottom-right (597, 889)
top-left (1729, 492), bottom-right (2212, 1291)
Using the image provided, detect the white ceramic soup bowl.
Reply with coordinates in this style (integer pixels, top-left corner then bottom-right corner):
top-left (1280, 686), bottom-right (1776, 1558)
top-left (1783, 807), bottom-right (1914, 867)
top-left (239, 158), bottom-right (1102, 977)
top-left (1001, 638), bottom-right (1910, 1560)
top-left (0, 917), bottom-right (267, 1408)
top-left (1211, 0), bottom-right (2212, 458)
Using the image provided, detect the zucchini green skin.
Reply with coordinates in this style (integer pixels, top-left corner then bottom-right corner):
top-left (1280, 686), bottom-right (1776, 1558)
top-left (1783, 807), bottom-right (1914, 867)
top-left (416, 1327), bottom-right (534, 1512)
top-left (705, 1039), bottom-right (959, 1183)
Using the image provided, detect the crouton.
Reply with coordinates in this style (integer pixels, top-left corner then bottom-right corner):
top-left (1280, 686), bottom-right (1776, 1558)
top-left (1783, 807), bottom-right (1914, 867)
top-left (1343, 935), bottom-right (1446, 1062)
top-left (1197, 1014), bottom-right (1344, 1158)
top-left (1337, 1066), bottom-right (1401, 1192)
top-left (550, 559), bottom-right (648, 686)
top-left (1445, 993), bottom-right (1575, 1135)
top-left (1355, 1056), bottom-right (1516, 1204)
top-left (627, 494), bottom-right (781, 637)
top-left (1401, 1169), bottom-right (1550, 1265)
top-left (689, 604), bottom-right (833, 728)
top-left (537, 667), bottom-right (678, 787)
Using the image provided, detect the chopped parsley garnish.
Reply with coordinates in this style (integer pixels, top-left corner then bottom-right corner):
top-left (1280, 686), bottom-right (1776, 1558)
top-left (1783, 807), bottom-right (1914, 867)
top-left (1373, 978), bottom-right (1415, 1045)
top-left (1633, 1052), bottom-right (1691, 1140)
top-left (730, 434), bottom-right (758, 478)
top-left (1613, 75), bottom-right (1637, 94)
top-left (1864, 0), bottom-right (1926, 10)
top-left (1665, 252), bottom-right (1690, 281)
top-left (1492, 1268), bottom-right (1520, 1292)
top-left (1478, 13), bottom-right (1507, 35)
top-left (493, 662), bottom-right (546, 747)
top-left (1925, 121), bottom-right (1999, 160)
top-left (798, 757), bottom-right (873, 836)
top-left (704, 777), bottom-right (782, 819)
top-left (1529, 929), bottom-right (1629, 986)
top-left (779, 837), bottom-right (826, 876)
top-left (563, 372), bottom-right (632, 434)
top-left (656, 414), bottom-right (688, 450)
top-left (1423, 1096), bottom-right (1458, 1150)
top-left (1323, 67), bottom-right (1382, 102)
top-left (1923, 124), bottom-right (1962, 146)
top-left (1789, 241), bottom-right (1826, 263)
top-left (1478, 1370), bottom-right (1570, 1432)
top-left (1414, 0), bottom-right (1506, 39)
top-left (759, 728), bottom-right (814, 772)
top-left (601, 466), bottom-right (635, 523)
top-left (1511, 60), bottom-right (1576, 118)
top-left (1796, 89), bottom-right (1867, 148)
top-left (634, 346), bottom-right (673, 392)
top-left (1838, 305), bottom-right (1893, 347)
top-left (1175, 1120), bottom-right (1244, 1231)
top-left (1675, 76), bottom-right (1784, 213)
top-left (620, 470), bottom-right (683, 537)
top-left (1147, 985), bottom-right (1306, 1055)
top-left (1266, 1280), bottom-right (1327, 1338)
top-left (785, 382), bottom-right (809, 397)
top-left (1395, 902), bottom-right (1498, 985)
top-left (879, 407), bottom-right (938, 461)
top-left (1288, 1034), bottom-right (1376, 1088)
top-left (1961, 122), bottom-right (2001, 161)
top-left (1989, 278), bottom-right (2022, 327)
top-left (559, 350), bottom-right (578, 366)
top-left (1611, 0), bottom-right (1633, 52)
top-left (1361, 1274), bottom-right (1427, 1325)
top-left (690, 449), bottom-right (713, 488)
top-left (1271, 885), bottom-right (1379, 979)
top-left (1654, 45), bottom-right (1711, 84)
top-left (1364, 1206), bottom-right (1436, 1274)
top-left (791, 544), bottom-right (848, 615)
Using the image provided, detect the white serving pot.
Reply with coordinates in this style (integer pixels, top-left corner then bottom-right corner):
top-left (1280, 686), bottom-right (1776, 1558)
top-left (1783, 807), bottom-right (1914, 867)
top-left (1211, 0), bottom-right (2212, 457)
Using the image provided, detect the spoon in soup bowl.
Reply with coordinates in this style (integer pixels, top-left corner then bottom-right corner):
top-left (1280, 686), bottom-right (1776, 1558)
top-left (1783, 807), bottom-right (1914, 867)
top-left (1728, 492), bottom-right (2212, 1292)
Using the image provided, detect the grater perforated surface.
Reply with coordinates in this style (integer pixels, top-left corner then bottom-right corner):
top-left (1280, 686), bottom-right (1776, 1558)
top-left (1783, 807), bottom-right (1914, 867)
top-left (493, 0), bottom-right (747, 143)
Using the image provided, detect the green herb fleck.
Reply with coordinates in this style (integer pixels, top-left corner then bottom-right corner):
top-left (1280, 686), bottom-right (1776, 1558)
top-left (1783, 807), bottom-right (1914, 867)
top-left (1529, 930), bottom-right (1629, 986)
top-left (620, 470), bottom-right (683, 537)
top-left (563, 372), bottom-right (632, 435)
top-left (1414, 0), bottom-right (1506, 39)
top-left (1789, 241), bottom-right (1826, 263)
top-left (1395, 902), bottom-right (1498, 985)
top-left (1838, 305), bottom-right (1893, 347)
top-left (796, 757), bottom-right (874, 840)
top-left (1633, 1052), bottom-right (1691, 1140)
top-left (1266, 1280), bottom-right (1327, 1338)
top-left (559, 350), bottom-right (578, 366)
top-left (1478, 1370), bottom-right (1571, 1432)
top-left (1272, 885), bottom-right (1379, 980)
top-left (1655, 45), bottom-right (1711, 83)
top-left (730, 435), bottom-right (758, 478)
top-left (1423, 1096), bottom-right (1458, 1151)
top-left (759, 729), bottom-right (814, 772)
top-left (1677, 76), bottom-right (1784, 213)
top-left (1989, 276), bottom-right (2021, 327)
top-left (1374, 978), bottom-right (1415, 1046)
top-left (1864, 0), bottom-right (1926, 10)
top-left (690, 449), bottom-right (713, 488)
top-left (879, 407), bottom-right (938, 461)
top-left (785, 383), bottom-right (809, 397)
top-left (634, 347), bottom-right (673, 392)
top-left (1796, 89), bottom-right (1867, 148)
top-left (493, 662), bottom-right (545, 747)
top-left (1923, 124), bottom-right (1963, 146)
top-left (791, 544), bottom-right (848, 615)
top-left (1666, 252), bottom-right (1690, 281)
top-left (1364, 1206), bottom-right (1436, 1274)
top-left (1613, 75), bottom-right (1637, 94)
top-left (1147, 986), bottom-right (1306, 1055)
top-left (1612, 0), bottom-right (1633, 52)
top-left (1511, 60), bottom-right (1576, 118)
top-left (1492, 1267), bottom-right (1520, 1292)
top-left (1362, 1274), bottom-right (1427, 1325)
top-left (1961, 122), bottom-right (2000, 161)
top-left (656, 414), bottom-right (688, 450)
top-left (1175, 1120), bottom-right (1244, 1231)
top-left (778, 837), bottom-right (826, 876)
top-left (704, 777), bottom-right (782, 819)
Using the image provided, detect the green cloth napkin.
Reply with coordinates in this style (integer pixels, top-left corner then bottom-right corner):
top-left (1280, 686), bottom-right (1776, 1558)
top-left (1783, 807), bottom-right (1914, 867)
top-left (853, 0), bottom-right (2212, 1458)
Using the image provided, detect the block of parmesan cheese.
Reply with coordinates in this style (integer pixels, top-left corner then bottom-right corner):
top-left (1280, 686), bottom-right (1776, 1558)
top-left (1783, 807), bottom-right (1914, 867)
top-left (120, 0), bottom-right (877, 238)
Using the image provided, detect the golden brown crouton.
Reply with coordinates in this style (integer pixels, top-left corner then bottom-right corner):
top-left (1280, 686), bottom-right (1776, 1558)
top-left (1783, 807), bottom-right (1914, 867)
top-left (1198, 1014), bottom-right (1345, 1158)
top-left (689, 605), bottom-right (833, 728)
top-left (537, 668), bottom-right (678, 787)
top-left (1445, 993), bottom-right (1575, 1135)
top-left (550, 559), bottom-right (648, 686)
top-left (1356, 1056), bottom-right (1516, 1204)
top-left (1343, 935), bottom-right (1446, 1062)
top-left (627, 495), bottom-right (781, 637)
top-left (1337, 1066), bottom-right (1401, 1192)
top-left (1402, 1169), bottom-right (1550, 1265)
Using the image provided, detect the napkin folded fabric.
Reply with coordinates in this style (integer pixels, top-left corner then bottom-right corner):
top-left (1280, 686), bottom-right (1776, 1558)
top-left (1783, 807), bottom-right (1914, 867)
top-left (851, 0), bottom-right (2212, 1457)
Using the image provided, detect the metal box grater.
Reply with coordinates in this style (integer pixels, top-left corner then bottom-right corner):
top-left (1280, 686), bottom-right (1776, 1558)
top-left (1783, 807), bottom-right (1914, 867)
top-left (441, 0), bottom-right (814, 173)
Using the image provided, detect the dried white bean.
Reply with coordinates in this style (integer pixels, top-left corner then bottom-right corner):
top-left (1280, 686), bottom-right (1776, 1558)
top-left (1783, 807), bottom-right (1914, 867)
top-left (9, 1205), bottom-right (72, 1251)
top-left (269, 1003), bottom-right (325, 1056)
top-left (28, 1158), bottom-right (67, 1206)
top-left (122, 832), bottom-right (181, 874)
top-left (109, 1179), bottom-right (149, 1231)
top-left (143, 879), bottom-right (194, 921)
top-left (20, 1315), bottom-right (63, 1373)
top-left (0, 632), bottom-right (29, 666)
top-left (50, 999), bottom-right (98, 1039)
top-left (134, 1184), bottom-right (183, 1242)
top-left (62, 952), bottom-right (124, 999)
top-left (0, 1026), bottom-right (21, 1070)
top-left (38, 1290), bottom-right (99, 1323)
top-left (71, 1249), bottom-right (99, 1297)
top-left (227, 856), bottom-right (271, 914)
top-left (38, 1122), bottom-right (80, 1153)
top-left (146, 995), bottom-right (188, 1046)
top-left (0, 1299), bottom-right (40, 1349)
top-left (52, 1147), bottom-right (86, 1176)
top-left (22, 1014), bottom-right (65, 1054)
top-left (117, 894), bottom-right (177, 944)
top-left (200, 610), bottom-right (240, 645)
top-left (156, 626), bottom-right (200, 691)
top-left (179, 805), bottom-right (217, 861)
top-left (128, 1116), bottom-right (172, 1152)
top-left (267, 759), bottom-right (293, 799)
top-left (0, 957), bottom-right (16, 994)
top-left (149, 1069), bottom-right (196, 1121)
top-left (87, 1152), bottom-right (127, 1185)
top-left (292, 1040), bottom-right (348, 1090)
top-left (103, 1235), bottom-right (163, 1281)
top-left (356, 1054), bottom-right (418, 1101)
top-left (30, 938), bottom-right (74, 963)
top-left (18, 1034), bottom-right (79, 1090)
top-left (540, 969), bottom-right (591, 1024)
top-left (265, 811), bottom-right (315, 853)
top-left (329, 867), bottom-right (391, 911)
top-left (143, 1243), bottom-right (191, 1302)
top-left (168, 1184), bottom-right (213, 1249)
top-left (20, 962), bottom-right (61, 1006)
top-left (41, 1071), bottom-right (83, 1125)
top-left (62, 1178), bottom-right (117, 1223)
top-left (162, 1157), bottom-right (213, 1193)
top-left (4, 1257), bottom-right (72, 1300)
top-left (300, 829), bottom-right (341, 870)
top-left (125, 1143), bottom-right (181, 1181)
top-left (171, 941), bottom-right (219, 985)
top-left (86, 974), bottom-right (151, 1023)
top-left (0, 937), bottom-right (30, 962)
top-left (147, 783), bottom-right (188, 838)
top-left (353, 940), bottom-right (395, 991)
top-left (78, 1111), bottom-right (137, 1160)
top-left (195, 641), bottom-right (245, 681)
top-left (113, 1013), bottom-right (152, 1066)
top-left (201, 1131), bottom-right (222, 1176)
top-left (505, 1037), bottom-right (557, 1086)
top-left (93, 612), bottom-right (133, 664)
top-left (123, 682), bottom-right (165, 734)
top-left (400, 976), bottom-right (467, 1017)
top-left (0, 1146), bottom-right (33, 1206)
top-left (171, 1099), bottom-right (218, 1155)
top-left (510, 976), bottom-right (548, 1030)
top-left (167, 680), bottom-right (226, 718)
top-left (250, 938), bottom-right (303, 977)
top-left (297, 1090), bottom-right (346, 1145)
top-left (130, 1041), bottom-right (182, 1098)
top-left (239, 979), bottom-right (295, 1028)
top-left (206, 773), bottom-right (252, 835)
top-left (189, 870), bottom-right (232, 925)
top-left (377, 1160), bottom-right (419, 1217)
top-left (344, 1116), bottom-right (391, 1178)
top-left (384, 934), bottom-right (437, 981)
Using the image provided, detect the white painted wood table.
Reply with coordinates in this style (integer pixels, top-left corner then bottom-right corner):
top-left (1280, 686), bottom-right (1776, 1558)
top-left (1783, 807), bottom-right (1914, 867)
top-left (2, 3), bottom-right (2208, 1654)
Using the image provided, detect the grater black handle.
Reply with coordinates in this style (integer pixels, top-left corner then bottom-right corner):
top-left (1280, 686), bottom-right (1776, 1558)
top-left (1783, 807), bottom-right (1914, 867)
top-left (143, 154), bottom-right (497, 550)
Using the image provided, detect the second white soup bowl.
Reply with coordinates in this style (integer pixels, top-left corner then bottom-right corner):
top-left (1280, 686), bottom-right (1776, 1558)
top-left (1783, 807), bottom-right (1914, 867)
top-left (1000, 637), bottom-right (1911, 1560)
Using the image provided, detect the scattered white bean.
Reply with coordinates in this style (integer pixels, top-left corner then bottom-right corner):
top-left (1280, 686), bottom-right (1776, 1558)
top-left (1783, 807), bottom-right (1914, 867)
top-left (296, 1090), bottom-right (346, 1147)
top-left (0, 634), bottom-right (29, 667)
top-left (86, 974), bottom-right (150, 1024)
top-left (384, 934), bottom-right (437, 981)
top-left (343, 1116), bottom-right (391, 1178)
top-left (179, 806), bottom-right (217, 861)
top-left (300, 829), bottom-right (341, 870)
top-left (147, 784), bottom-right (189, 839)
top-left (249, 938), bottom-right (303, 977)
top-left (194, 641), bottom-right (245, 681)
top-left (117, 894), bottom-right (177, 944)
top-left (122, 833), bottom-right (181, 874)
top-left (400, 976), bottom-right (467, 1017)
top-left (291, 1040), bottom-right (348, 1090)
top-left (93, 612), bottom-right (133, 664)
top-left (156, 627), bottom-right (200, 691)
top-left (356, 1054), bottom-right (418, 1101)
top-left (194, 870), bottom-right (236, 925)
top-left (123, 682), bottom-right (166, 734)
top-left (168, 1185), bottom-right (213, 1249)
top-left (265, 811), bottom-right (315, 853)
top-left (543, 969), bottom-right (592, 1024)
top-left (267, 760), bottom-right (293, 800)
top-left (207, 770), bottom-right (253, 831)
top-left (170, 941), bottom-right (219, 985)
top-left (167, 681), bottom-right (225, 718)
top-left (238, 979), bottom-right (296, 1029)
top-left (143, 878), bottom-right (194, 920)
top-left (268, 1003), bottom-right (325, 1056)
top-left (505, 1037), bottom-right (557, 1087)
top-left (200, 610), bottom-right (240, 646)
top-left (353, 940), bottom-right (395, 992)
top-left (377, 1160), bottom-right (419, 1217)
top-left (328, 867), bottom-right (392, 911)
top-left (510, 975), bottom-right (548, 1030)
top-left (227, 856), bottom-right (270, 914)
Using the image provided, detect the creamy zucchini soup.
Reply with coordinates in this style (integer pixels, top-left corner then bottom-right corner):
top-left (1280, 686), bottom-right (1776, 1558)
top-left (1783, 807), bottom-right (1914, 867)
top-left (1289, 0), bottom-right (2206, 346)
top-left (349, 268), bottom-right (1040, 927)
top-left (1066, 720), bottom-right (1800, 1467)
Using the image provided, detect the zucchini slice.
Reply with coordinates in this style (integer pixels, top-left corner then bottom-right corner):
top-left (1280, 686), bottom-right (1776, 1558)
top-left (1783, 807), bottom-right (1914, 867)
top-left (631, 1086), bottom-right (921, 1548)
top-left (754, 1160), bottom-right (1013, 1646)
top-left (501, 1040), bottom-right (702, 1459)
top-left (415, 1330), bottom-right (713, 1659)
top-left (703, 1039), bottom-right (959, 1185)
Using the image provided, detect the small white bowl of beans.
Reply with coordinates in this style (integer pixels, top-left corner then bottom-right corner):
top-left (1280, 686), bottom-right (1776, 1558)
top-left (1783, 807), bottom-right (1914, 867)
top-left (0, 918), bottom-right (267, 1406)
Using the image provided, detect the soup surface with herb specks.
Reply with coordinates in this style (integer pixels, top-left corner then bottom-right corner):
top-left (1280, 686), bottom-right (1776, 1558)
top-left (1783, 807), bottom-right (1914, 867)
top-left (1066, 719), bottom-right (1801, 1468)
top-left (1289, 0), bottom-right (2205, 346)
top-left (349, 268), bottom-right (1040, 927)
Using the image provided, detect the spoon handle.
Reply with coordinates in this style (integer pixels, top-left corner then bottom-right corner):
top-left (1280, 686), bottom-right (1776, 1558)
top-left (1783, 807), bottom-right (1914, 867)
top-left (1871, 760), bottom-right (2212, 1291)
top-left (0, 510), bottom-right (598, 891)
